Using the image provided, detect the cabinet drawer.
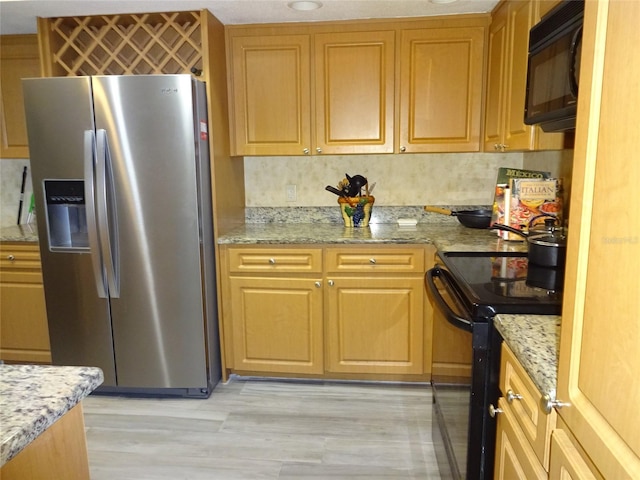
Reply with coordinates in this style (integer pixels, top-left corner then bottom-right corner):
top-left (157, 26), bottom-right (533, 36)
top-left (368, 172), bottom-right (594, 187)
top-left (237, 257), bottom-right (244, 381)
top-left (325, 247), bottom-right (425, 273)
top-left (500, 342), bottom-right (556, 471)
top-left (0, 243), bottom-right (41, 271)
top-left (228, 247), bottom-right (322, 274)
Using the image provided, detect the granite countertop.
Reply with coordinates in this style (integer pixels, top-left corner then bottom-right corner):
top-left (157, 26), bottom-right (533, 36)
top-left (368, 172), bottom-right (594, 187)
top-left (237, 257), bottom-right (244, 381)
top-left (0, 224), bottom-right (38, 243)
top-left (494, 314), bottom-right (561, 399)
top-left (0, 364), bottom-right (104, 466)
top-left (218, 223), bottom-right (529, 253)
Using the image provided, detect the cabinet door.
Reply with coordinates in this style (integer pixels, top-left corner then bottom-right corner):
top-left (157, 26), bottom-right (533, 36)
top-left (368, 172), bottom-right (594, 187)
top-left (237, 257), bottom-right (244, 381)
top-left (1, 35), bottom-right (40, 159)
top-left (399, 26), bottom-right (485, 153)
top-left (558, 1), bottom-right (640, 478)
top-left (483, 2), bottom-right (508, 152)
top-left (229, 35), bottom-right (311, 156)
top-left (0, 244), bottom-right (50, 363)
top-left (314, 31), bottom-right (394, 154)
top-left (502, 0), bottom-right (537, 150)
top-left (326, 276), bottom-right (423, 374)
top-left (229, 276), bottom-right (323, 374)
top-left (494, 397), bottom-right (548, 480)
top-left (549, 429), bottom-right (602, 480)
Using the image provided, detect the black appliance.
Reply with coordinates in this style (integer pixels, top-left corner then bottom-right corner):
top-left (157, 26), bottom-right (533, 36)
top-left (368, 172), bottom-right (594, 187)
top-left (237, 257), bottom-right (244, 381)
top-left (524, 0), bottom-right (585, 132)
top-left (425, 252), bottom-right (562, 479)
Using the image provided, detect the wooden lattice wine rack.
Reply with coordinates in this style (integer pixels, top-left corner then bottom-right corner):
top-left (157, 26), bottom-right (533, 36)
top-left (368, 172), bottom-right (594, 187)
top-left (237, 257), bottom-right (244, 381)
top-left (39, 11), bottom-right (205, 76)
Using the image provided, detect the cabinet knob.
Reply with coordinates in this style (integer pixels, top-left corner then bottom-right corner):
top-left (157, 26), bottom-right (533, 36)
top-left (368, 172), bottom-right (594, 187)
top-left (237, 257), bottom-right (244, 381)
top-left (489, 404), bottom-right (503, 418)
top-left (540, 394), bottom-right (570, 414)
top-left (316, 147), bottom-right (322, 154)
top-left (7, 254), bottom-right (15, 261)
top-left (315, 281), bottom-right (321, 288)
top-left (501, 144), bottom-right (509, 151)
top-left (369, 258), bottom-right (376, 265)
top-left (328, 279), bottom-right (334, 287)
top-left (269, 258), bottom-right (276, 265)
top-left (400, 146), bottom-right (406, 152)
top-left (303, 148), bottom-right (310, 155)
top-left (506, 389), bottom-right (523, 403)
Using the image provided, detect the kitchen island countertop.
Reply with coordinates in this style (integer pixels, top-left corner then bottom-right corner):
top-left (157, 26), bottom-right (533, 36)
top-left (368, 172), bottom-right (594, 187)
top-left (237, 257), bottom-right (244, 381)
top-left (0, 364), bottom-right (103, 466)
top-left (494, 314), bottom-right (561, 399)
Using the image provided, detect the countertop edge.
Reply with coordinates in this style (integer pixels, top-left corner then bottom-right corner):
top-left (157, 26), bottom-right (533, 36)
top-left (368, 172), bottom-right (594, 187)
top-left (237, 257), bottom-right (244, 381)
top-left (494, 314), bottom-right (561, 399)
top-left (0, 365), bottom-right (104, 466)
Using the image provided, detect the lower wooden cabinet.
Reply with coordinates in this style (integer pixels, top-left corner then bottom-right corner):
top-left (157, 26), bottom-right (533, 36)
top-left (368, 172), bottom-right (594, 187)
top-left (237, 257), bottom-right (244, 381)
top-left (494, 343), bottom-right (555, 478)
top-left (220, 244), bottom-right (433, 380)
top-left (495, 396), bottom-right (548, 480)
top-left (0, 242), bottom-right (51, 363)
top-left (549, 427), bottom-right (603, 480)
top-left (228, 276), bottom-right (324, 374)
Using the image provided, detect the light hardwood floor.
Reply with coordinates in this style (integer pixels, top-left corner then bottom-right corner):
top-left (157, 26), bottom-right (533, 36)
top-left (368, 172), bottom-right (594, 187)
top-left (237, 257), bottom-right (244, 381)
top-left (83, 376), bottom-right (442, 479)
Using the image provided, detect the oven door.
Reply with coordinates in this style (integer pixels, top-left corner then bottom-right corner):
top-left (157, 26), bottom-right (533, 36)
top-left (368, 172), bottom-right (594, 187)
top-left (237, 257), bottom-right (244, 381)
top-left (426, 266), bottom-right (495, 480)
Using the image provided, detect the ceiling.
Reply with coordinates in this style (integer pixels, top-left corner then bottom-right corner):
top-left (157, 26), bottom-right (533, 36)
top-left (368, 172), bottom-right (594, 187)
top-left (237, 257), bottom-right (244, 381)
top-left (0, 0), bottom-right (499, 35)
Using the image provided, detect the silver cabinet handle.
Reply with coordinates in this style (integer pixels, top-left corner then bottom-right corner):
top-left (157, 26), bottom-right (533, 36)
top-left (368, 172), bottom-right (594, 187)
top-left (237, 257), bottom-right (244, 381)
top-left (7, 254), bottom-right (15, 261)
top-left (507, 389), bottom-right (523, 403)
top-left (315, 281), bottom-right (321, 288)
top-left (303, 148), bottom-right (310, 155)
top-left (369, 258), bottom-right (376, 264)
top-left (328, 279), bottom-right (334, 286)
top-left (269, 258), bottom-right (276, 264)
top-left (400, 146), bottom-right (406, 152)
top-left (316, 147), bottom-right (322, 154)
top-left (494, 143), bottom-right (500, 151)
top-left (489, 404), bottom-right (503, 418)
top-left (540, 394), bottom-right (570, 414)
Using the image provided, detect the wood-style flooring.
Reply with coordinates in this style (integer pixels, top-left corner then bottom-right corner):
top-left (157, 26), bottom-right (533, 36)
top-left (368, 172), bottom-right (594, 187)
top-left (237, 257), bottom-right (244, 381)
top-left (83, 376), bottom-right (442, 479)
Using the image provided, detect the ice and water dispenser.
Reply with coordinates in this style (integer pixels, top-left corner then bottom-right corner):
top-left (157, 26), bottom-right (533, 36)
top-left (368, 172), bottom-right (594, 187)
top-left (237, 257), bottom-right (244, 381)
top-left (44, 180), bottom-right (89, 250)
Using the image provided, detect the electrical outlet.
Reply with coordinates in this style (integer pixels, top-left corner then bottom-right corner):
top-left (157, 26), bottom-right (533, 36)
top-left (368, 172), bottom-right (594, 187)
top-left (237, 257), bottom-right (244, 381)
top-left (286, 184), bottom-right (297, 202)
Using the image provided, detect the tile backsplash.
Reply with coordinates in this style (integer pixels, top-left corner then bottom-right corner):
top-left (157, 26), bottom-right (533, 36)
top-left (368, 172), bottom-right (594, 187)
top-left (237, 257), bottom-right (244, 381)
top-left (1, 159), bottom-right (33, 228)
top-left (245, 152), bottom-right (529, 207)
top-left (244, 151), bottom-right (572, 209)
top-left (1, 150), bottom-right (571, 228)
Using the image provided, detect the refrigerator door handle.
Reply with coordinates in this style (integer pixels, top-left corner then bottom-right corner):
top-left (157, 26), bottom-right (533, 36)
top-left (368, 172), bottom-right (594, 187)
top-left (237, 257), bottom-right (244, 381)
top-left (84, 129), bottom-right (108, 298)
top-left (96, 129), bottom-right (120, 298)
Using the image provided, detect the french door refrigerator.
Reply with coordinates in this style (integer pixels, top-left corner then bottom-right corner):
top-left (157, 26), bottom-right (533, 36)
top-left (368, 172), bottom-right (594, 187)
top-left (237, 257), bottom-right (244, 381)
top-left (23, 75), bottom-right (221, 397)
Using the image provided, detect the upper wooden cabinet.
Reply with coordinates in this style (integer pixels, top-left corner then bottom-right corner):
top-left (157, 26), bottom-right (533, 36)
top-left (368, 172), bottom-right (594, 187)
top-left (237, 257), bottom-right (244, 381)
top-left (557, 0), bottom-right (640, 478)
top-left (483, 0), bottom-right (564, 152)
top-left (226, 17), bottom-right (488, 156)
top-left (314, 31), bottom-right (395, 154)
top-left (228, 34), bottom-right (312, 156)
top-left (398, 26), bottom-right (485, 153)
top-left (0, 35), bottom-right (40, 159)
top-left (228, 29), bottom-right (394, 156)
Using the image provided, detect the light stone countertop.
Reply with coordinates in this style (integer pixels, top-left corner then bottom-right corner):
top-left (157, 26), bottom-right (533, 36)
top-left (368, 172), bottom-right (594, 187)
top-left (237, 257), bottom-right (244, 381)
top-left (0, 364), bottom-right (104, 466)
top-left (494, 314), bottom-right (561, 399)
top-left (0, 224), bottom-right (38, 243)
top-left (217, 222), bottom-right (529, 253)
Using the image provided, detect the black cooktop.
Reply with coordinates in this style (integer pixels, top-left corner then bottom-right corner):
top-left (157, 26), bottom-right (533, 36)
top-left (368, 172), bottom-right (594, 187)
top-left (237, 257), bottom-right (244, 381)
top-left (437, 252), bottom-right (563, 318)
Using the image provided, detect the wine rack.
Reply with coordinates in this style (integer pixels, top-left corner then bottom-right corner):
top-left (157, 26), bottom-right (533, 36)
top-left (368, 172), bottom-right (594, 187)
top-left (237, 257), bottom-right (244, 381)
top-left (39, 11), bottom-right (204, 76)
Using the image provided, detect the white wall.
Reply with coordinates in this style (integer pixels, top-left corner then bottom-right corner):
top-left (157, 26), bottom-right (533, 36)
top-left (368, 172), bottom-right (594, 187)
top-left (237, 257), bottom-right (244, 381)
top-left (244, 152), bottom-right (526, 207)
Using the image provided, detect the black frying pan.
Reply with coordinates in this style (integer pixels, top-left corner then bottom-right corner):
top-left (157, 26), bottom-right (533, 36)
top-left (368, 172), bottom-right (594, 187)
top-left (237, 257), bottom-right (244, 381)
top-left (424, 206), bottom-right (492, 229)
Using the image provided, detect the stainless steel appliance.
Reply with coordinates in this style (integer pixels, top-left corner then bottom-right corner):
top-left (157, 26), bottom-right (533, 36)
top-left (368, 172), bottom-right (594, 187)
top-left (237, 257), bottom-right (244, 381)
top-left (23, 75), bottom-right (220, 398)
top-left (426, 252), bottom-right (562, 479)
top-left (524, 0), bottom-right (585, 132)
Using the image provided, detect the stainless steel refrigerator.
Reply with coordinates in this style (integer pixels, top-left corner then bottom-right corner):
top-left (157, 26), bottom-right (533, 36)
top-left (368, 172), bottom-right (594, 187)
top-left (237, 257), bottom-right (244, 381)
top-left (23, 75), bottom-right (221, 397)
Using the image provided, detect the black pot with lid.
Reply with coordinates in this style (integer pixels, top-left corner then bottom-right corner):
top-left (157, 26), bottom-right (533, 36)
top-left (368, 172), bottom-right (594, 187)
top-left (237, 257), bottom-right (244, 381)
top-left (492, 218), bottom-right (567, 268)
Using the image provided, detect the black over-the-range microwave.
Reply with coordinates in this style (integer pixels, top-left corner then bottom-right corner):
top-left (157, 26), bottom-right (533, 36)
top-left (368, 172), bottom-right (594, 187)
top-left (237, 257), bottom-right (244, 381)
top-left (524, 0), bottom-right (585, 132)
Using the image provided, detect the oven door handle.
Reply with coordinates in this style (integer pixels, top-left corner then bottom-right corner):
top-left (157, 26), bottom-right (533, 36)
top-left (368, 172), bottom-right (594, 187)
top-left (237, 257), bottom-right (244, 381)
top-left (426, 267), bottom-right (474, 332)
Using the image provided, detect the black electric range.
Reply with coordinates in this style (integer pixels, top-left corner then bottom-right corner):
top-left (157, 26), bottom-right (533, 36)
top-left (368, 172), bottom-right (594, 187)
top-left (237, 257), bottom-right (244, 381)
top-left (425, 252), bottom-right (562, 480)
